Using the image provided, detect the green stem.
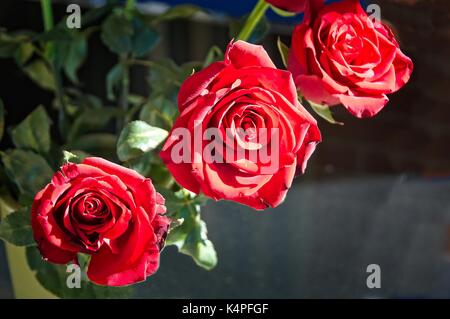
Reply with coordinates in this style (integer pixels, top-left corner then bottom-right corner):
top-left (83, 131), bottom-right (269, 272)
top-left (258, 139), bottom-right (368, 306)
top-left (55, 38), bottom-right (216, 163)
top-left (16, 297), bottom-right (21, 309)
top-left (125, 0), bottom-right (136, 12)
top-left (117, 55), bottom-right (130, 131)
top-left (40, 0), bottom-right (54, 31)
top-left (236, 0), bottom-right (270, 41)
top-left (40, 0), bottom-right (67, 141)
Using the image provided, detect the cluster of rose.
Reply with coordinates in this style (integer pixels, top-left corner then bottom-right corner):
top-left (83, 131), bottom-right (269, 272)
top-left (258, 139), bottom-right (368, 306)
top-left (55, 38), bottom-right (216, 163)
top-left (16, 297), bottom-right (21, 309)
top-left (31, 0), bottom-right (412, 286)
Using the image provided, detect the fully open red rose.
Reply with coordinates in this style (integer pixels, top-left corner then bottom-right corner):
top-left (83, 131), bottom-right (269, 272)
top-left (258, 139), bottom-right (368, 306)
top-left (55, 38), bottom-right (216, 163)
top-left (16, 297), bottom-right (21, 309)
top-left (266, 0), bottom-right (308, 13)
top-left (160, 40), bottom-right (321, 210)
top-left (288, 0), bottom-right (413, 118)
top-left (31, 157), bottom-right (170, 286)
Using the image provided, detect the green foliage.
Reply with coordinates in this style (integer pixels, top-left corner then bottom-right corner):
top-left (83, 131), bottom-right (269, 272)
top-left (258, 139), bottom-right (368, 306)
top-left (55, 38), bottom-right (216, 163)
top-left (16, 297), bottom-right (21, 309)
top-left (11, 106), bottom-right (52, 155)
top-left (203, 46), bottom-right (224, 68)
top-left (106, 63), bottom-right (125, 100)
top-left (0, 0), bottom-right (285, 298)
top-left (117, 120), bottom-right (168, 162)
top-left (152, 4), bottom-right (204, 25)
top-left (101, 9), bottom-right (159, 57)
top-left (0, 99), bottom-right (4, 142)
top-left (277, 37), bottom-right (289, 68)
top-left (139, 96), bottom-right (177, 130)
top-left (164, 190), bottom-right (217, 271)
top-left (23, 60), bottom-right (56, 91)
top-left (306, 100), bottom-right (344, 126)
top-left (26, 246), bottom-right (133, 298)
top-left (0, 207), bottom-right (34, 246)
top-left (1, 150), bottom-right (53, 201)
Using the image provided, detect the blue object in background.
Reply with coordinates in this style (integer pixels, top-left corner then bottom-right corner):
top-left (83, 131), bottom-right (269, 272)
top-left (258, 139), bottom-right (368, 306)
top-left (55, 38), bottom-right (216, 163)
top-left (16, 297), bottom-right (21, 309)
top-left (121, 0), bottom-right (304, 24)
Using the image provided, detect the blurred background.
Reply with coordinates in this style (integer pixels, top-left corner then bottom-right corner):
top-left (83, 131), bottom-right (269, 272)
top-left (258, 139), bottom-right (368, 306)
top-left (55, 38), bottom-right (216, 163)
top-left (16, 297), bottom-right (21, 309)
top-left (1, 0), bottom-right (450, 298)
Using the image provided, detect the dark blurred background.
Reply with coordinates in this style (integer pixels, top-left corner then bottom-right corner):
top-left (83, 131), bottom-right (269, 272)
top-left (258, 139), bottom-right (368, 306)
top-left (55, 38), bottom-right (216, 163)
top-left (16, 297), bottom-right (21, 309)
top-left (1, 0), bottom-right (450, 298)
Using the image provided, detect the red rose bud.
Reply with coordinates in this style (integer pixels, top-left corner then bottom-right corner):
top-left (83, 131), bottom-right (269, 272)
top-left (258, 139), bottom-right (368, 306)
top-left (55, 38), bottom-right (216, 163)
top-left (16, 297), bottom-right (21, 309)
top-left (31, 157), bottom-right (170, 286)
top-left (288, 0), bottom-right (413, 118)
top-left (160, 40), bottom-right (321, 210)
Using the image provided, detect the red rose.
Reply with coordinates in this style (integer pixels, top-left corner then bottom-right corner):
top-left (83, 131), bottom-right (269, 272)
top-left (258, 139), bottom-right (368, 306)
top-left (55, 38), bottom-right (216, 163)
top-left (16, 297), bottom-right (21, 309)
top-left (288, 0), bottom-right (413, 118)
top-left (266, 0), bottom-right (308, 13)
top-left (31, 157), bottom-right (170, 286)
top-left (160, 40), bottom-right (321, 210)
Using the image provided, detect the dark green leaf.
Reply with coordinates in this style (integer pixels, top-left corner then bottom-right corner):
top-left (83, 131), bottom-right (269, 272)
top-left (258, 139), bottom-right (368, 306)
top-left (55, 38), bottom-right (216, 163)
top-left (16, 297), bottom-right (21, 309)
top-left (11, 105), bottom-right (51, 154)
top-left (61, 34), bottom-right (87, 84)
top-left (166, 203), bottom-right (217, 270)
top-left (0, 33), bottom-right (20, 57)
top-left (147, 59), bottom-right (196, 101)
top-left (277, 37), bottom-right (289, 68)
top-left (106, 63), bottom-right (125, 100)
top-left (139, 96), bottom-right (177, 130)
top-left (308, 100), bottom-right (344, 126)
top-left (67, 107), bottom-right (122, 142)
top-left (26, 246), bottom-right (133, 298)
top-left (0, 99), bottom-right (4, 142)
top-left (130, 17), bottom-right (159, 58)
top-left (67, 133), bottom-right (117, 160)
top-left (101, 11), bottom-right (133, 55)
top-left (14, 42), bottom-right (34, 66)
top-left (23, 60), bottom-right (56, 91)
top-left (117, 120), bottom-right (168, 162)
top-left (101, 10), bottom-right (159, 57)
top-left (0, 207), bottom-right (34, 246)
top-left (1, 150), bottom-right (53, 198)
top-left (81, 1), bottom-right (116, 26)
top-left (203, 46), bottom-right (223, 68)
top-left (152, 5), bottom-right (204, 24)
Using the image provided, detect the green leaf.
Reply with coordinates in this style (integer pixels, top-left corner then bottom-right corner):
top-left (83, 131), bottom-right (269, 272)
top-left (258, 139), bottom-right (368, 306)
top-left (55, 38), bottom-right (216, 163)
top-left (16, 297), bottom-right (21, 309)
top-left (101, 10), bottom-right (159, 57)
top-left (0, 33), bottom-right (20, 57)
top-left (130, 17), bottom-right (159, 58)
top-left (203, 46), bottom-right (223, 68)
top-left (59, 34), bottom-right (87, 84)
top-left (166, 203), bottom-right (217, 271)
top-left (23, 60), bottom-right (56, 91)
top-left (139, 96), bottom-right (177, 130)
top-left (1, 150), bottom-right (53, 199)
top-left (66, 133), bottom-right (117, 160)
top-left (152, 5), bottom-right (203, 24)
top-left (26, 246), bottom-right (133, 298)
top-left (117, 121), bottom-right (168, 162)
top-left (0, 207), bottom-right (34, 246)
top-left (308, 100), bottom-right (344, 126)
top-left (106, 63), bottom-right (125, 100)
top-left (101, 11), bottom-right (133, 55)
top-left (277, 37), bottom-right (289, 68)
top-left (0, 99), bottom-right (4, 142)
top-left (147, 59), bottom-right (197, 101)
top-left (11, 105), bottom-right (51, 154)
top-left (14, 42), bottom-right (34, 66)
top-left (67, 107), bottom-right (122, 142)
top-left (270, 6), bottom-right (297, 17)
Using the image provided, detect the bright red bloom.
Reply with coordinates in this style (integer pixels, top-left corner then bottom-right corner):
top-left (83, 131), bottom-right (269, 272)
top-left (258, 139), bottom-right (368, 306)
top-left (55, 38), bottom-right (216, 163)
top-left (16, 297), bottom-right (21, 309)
top-left (288, 0), bottom-right (413, 118)
top-left (160, 40), bottom-right (321, 210)
top-left (32, 157), bottom-right (170, 286)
